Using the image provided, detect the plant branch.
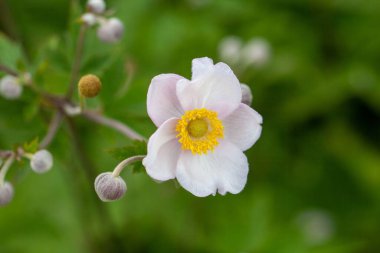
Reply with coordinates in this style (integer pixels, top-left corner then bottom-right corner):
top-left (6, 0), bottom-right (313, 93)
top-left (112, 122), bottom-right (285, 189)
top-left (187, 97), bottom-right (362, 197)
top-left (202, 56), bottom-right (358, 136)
top-left (112, 155), bottom-right (145, 177)
top-left (0, 64), bottom-right (18, 77)
top-left (82, 110), bottom-right (146, 141)
top-left (40, 111), bottom-right (64, 149)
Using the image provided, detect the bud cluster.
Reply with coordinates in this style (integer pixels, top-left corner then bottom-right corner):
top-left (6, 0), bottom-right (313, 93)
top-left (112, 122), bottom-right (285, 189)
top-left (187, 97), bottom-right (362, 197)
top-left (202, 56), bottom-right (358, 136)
top-left (81, 0), bottom-right (124, 43)
top-left (219, 36), bottom-right (271, 68)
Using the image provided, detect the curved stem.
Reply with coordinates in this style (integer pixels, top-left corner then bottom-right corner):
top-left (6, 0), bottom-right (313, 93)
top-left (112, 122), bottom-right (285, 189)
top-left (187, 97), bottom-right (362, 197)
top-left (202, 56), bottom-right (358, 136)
top-left (0, 64), bottom-right (18, 77)
top-left (112, 155), bottom-right (145, 177)
top-left (40, 111), bottom-right (64, 149)
top-left (0, 154), bottom-right (14, 186)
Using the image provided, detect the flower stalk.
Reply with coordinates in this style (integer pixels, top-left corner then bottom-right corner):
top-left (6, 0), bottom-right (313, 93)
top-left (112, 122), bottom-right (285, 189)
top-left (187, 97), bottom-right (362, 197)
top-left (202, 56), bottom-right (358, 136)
top-left (112, 155), bottom-right (145, 177)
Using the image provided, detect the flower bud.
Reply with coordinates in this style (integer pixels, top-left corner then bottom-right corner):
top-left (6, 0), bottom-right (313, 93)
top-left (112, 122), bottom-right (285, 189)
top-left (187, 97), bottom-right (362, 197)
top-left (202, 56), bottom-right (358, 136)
top-left (87, 0), bottom-right (106, 14)
top-left (30, 149), bottom-right (53, 174)
top-left (78, 74), bottom-right (102, 98)
top-left (81, 13), bottom-right (97, 26)
top-left (218, 36), bottom-right (242, 65)
top-left (94, 172), bottom-right (127, 202)
top-left (0, 75), bottom-right (22, 100)
top-left (241, 38), bottom-right (271, 67)
top-left (240, 83), bottom-right (252, 106)
top-left (0, 182), bottom-right (14, 206)
top-left (97, 18), bottom-right (124, 43)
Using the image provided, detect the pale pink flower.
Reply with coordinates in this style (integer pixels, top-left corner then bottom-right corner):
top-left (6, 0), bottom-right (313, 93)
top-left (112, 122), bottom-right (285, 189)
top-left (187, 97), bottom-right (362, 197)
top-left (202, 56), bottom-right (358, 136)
top-left (143, 57), bottom-right (262, 197)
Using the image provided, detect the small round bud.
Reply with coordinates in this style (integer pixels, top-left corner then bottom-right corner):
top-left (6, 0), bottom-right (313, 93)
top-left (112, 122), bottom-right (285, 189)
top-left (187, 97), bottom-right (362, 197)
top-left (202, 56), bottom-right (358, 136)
top-left (97, 18), bottom-right (124, 43)
top-left (240, 83), bottom-right (253, 106)
top-left (87, 0), bottom-right (106, 14)
top-left (0, 182), bottom-right (14, 206)
top-left (241, 38), bottom-right (271, 67)
top-left (81, 13), bottom-right (97, 26)
top-left (0, 75), bottom-right (22, 100)
top-left (30, 149), bottom-right (53, 174)
top-left (78, 74), bottom-right (102, 98)
top-left (218, 36), bottom-right (242, 65)
top-left (95, 172), bottom-right (127, 202)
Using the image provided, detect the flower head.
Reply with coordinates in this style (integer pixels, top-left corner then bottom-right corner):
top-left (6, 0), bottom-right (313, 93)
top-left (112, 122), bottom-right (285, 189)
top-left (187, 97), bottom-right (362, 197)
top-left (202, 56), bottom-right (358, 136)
top-left (143, 57), bottom-right (262, 197)
top-left (0, 75), bottom-right (22, 100)
top-left (97, 18), bottom-right (124, 43)
top-left (30, 149), bottom-right (53, 173)
top-left (78, 74), bottom-right (102, 98)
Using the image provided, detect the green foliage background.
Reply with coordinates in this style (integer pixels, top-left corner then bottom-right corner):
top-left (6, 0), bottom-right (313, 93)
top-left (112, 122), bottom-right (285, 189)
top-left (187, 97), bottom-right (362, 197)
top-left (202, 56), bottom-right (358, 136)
top-left (0, 0), bottom-right (379, 252)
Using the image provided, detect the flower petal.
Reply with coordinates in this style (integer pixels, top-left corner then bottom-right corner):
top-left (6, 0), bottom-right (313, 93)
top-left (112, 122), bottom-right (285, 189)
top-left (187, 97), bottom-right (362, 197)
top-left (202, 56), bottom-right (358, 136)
top-left (191, 57), bottom-right (214, 80)
top-left (176, 140), bottom-right (249, 197)
top-left (177, 62), bottom-right (242, 118)
top-left (147, 74), bottom-right (185, 127)
top-left (223, 103), bottom-right (263, 151)
top-left (143, 118), bottom-right (181, 181)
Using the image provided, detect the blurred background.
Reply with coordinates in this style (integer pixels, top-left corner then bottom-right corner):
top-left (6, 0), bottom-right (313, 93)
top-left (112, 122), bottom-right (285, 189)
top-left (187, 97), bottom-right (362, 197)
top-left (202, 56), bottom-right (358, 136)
top-left (0, 0), bottom-right (379, 252)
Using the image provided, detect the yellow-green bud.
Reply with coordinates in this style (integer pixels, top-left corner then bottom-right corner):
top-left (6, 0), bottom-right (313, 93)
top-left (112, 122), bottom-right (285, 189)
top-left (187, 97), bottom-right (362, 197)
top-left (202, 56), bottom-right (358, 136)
top-left (78, 74), bottom-right (102, 98)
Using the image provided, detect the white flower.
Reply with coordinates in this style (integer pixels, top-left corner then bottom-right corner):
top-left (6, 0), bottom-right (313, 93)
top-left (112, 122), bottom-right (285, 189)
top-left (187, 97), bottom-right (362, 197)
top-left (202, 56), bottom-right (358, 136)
top-left (240, 83), bottom-right (253, 106)
top-left (143, 57), bottom-right (263, 197)
top-left (0, 182), bottom-right (14, 206)
top-left (81, 13), bottom-right (97, 26)
top-left (0, 75), bottom-right (22, 100)
top-left (241, 38), bottom-right (271, 67)
top-left (94, 172), bottom-right (127, 201)
top-left (97, 18), bottom-right (124, 43)
top-left (30, 149), bottom-right (53, 173)
top-left (87, 0), bottom-right (106, 14)
top-left (218, 36), bottom-right (243, 65)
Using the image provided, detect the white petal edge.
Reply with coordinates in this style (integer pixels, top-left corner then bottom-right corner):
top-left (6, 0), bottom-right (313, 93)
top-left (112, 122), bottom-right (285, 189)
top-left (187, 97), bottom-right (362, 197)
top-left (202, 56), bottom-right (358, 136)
top-left (191, 57), bottom-right (214, 80)
top-left (143, 118), bottom-right (181, 181)
top-left (223, 103), bottom-right (263, 151)
top-left (147, 74), bottom-right (185, 127)
top-left (176, 140), bottom-right (249, 197)
top-left (177, 61), bottom-right (242, 118)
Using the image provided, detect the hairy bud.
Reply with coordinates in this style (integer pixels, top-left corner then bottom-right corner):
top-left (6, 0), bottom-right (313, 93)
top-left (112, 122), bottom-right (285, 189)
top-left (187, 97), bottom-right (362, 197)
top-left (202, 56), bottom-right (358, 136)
top-left (30, 149), bottom-right (53, 174)
top-left (97, 18), bottom-right (124, 43)
top-left (95, 172), bottom-right (127, 202)
top-left (241, 38), bottom-right (271, 67)
top-left (218, 36), bottom-right (242, 65)
top-left (87, 0), bottom-right (106, 14)
top-left (240, 83), bottom-right (253, 106)
top-left (78, 74), bottom-right (102, 98)
top-left (0, 182), bottom-right (14, 206)
top-left (81, 13), bottom-right (97, 26)
top-left (0, 75), bottom-right (22, 100)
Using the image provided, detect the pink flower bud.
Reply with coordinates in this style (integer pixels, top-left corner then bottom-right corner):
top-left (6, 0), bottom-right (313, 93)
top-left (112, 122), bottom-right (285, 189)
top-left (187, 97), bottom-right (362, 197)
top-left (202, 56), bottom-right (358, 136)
top-left (94, 172), bottom-right (127, 202)
top-left (0, 182), bottom-right (14, 206)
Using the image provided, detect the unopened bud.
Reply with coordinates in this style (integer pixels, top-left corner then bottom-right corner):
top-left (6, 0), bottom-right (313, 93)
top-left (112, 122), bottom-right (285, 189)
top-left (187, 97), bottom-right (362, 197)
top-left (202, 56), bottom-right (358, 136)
top-left (81, 13), bottom-right (97, 26)
top-left (87, 0), bottom-right (106, 14)
top-left (0, 182), bottom-right (14, 206)
top-left (78, 74), bottom-right (102, 98)
top-left (240, 83), bottom-right (252, 106)
top-left (241, 38), bottom-right (271, 67)
top-left (97, 18), bottom-right (124, 43)
top-left (0, 75), bottom-right (22, 100)
top-left (30, 149), bottom-right (53, 174)
top-left (94, 172), bottom-right (127, 202)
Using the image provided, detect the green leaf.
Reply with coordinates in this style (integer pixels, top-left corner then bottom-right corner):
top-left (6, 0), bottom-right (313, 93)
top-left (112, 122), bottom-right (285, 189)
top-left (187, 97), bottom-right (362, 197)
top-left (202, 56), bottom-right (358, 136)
top-left (23, 137), bottom-right (40, 154)
top-left (0, 33), bottom-right (22, 70)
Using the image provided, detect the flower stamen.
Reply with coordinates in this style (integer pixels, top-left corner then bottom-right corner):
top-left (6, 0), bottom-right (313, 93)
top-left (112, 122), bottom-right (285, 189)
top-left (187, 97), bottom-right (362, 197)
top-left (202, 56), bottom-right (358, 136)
top-left (176, 108), bottom-right (223, 154)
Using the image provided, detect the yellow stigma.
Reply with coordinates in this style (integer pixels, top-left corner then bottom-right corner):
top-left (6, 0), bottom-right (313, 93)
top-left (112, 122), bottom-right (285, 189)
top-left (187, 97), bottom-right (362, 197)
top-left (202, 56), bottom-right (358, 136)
top-left (176, 108), bottom-right (224, 155)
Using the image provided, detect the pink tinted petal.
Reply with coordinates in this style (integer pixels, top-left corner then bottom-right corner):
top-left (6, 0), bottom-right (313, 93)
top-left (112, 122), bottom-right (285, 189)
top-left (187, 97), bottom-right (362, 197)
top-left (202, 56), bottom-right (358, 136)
top-left (223, 103), bottom-right (263, 151)
top-left (177, 62), bottom-right (241, 118)
top-left (192, 57), bottom-right (214, 80)
top-left (176, 140), bottom-right (249, 197)
top-left (143, 118), bottom-right (180, 181)
top-left (147, 74), bottom-right (185, 127)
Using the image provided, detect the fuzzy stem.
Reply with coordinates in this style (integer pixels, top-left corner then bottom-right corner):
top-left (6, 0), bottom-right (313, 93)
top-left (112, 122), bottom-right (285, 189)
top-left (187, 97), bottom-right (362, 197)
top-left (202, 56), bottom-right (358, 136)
top-left (40, 111), bottom-right (64, 149)
top-left (0, 155), bottom-right (14, 186)
top-left (112, 155), bottom-right (145, 177)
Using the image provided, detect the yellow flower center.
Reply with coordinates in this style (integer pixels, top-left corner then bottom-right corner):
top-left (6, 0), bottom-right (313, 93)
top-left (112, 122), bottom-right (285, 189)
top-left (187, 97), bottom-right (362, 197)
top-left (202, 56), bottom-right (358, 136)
top-left (176, 108), bottom-right (224, 154)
